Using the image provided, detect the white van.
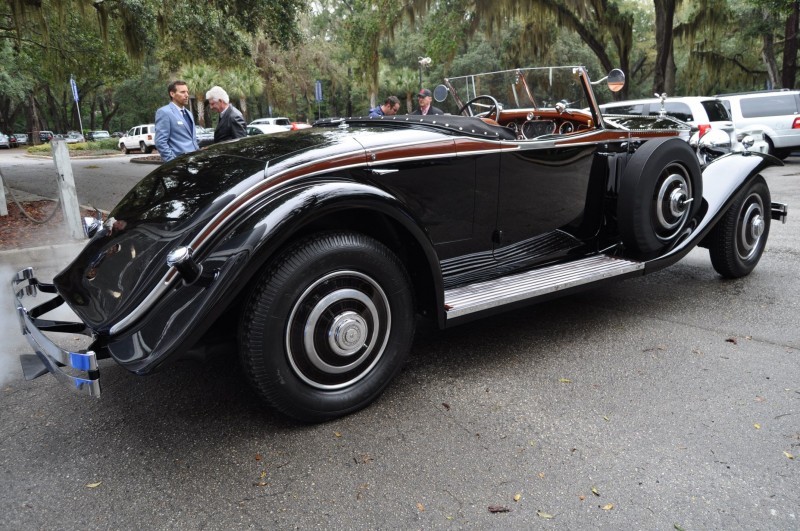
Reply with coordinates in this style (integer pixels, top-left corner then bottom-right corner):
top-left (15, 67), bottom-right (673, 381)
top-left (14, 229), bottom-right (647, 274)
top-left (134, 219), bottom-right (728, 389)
top-left (716, 90), bottom-right (800, 159)
top-left (119, 124), bottom-right (156, 154)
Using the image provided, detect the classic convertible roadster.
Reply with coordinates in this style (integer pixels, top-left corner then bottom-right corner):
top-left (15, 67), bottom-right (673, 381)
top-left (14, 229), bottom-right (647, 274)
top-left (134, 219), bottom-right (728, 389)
top-left (14, 66), bottom-right (788, 422)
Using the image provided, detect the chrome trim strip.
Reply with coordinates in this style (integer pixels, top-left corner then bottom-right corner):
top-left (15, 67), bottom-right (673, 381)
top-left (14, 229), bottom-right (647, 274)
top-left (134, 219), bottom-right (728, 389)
top-left (12, 269), bottom-right (100, 397)
top-left (444, 255), bottom-right (643, 319)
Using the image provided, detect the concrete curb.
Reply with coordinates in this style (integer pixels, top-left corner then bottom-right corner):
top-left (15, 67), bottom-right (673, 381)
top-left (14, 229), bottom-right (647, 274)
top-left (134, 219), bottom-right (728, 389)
top-left (0, 240), bottom-right (86, 258)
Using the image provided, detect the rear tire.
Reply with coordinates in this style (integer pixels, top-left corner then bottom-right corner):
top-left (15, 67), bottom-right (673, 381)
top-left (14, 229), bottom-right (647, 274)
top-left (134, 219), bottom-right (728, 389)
top-left (708, 176), bottom-right (771, 278)
top-left (238, 231), bottom-right (415, 423)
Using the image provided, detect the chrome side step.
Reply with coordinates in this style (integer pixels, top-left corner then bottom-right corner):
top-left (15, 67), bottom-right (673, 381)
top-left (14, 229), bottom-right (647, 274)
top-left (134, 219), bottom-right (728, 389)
top-left (444, 254), bottom-right (644, 320)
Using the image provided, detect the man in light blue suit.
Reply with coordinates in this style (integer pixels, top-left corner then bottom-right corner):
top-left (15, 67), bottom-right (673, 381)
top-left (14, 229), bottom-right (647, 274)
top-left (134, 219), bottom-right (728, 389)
top-left (155, 80), bottom-right (199, 162)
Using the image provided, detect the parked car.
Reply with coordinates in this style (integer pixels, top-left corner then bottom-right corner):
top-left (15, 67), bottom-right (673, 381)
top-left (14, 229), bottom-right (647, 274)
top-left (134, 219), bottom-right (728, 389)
top-left (64, 131), bottom-right (86, 144)
top-left (195, 126), bottom-right (215, 147)
top-left (715, 89), bottom-right (800, 159)
top-left (87, 130), bottom-right (111, 141)
top-left (0, 133), bottom-right (10, 149)
top-left (601, 95), bottom-right (737, 154)
top-left (247, 124), bottom-right (288, 136)
top-left (8, 134), bottom-right (18, 148)
top-left (38, 130), bottom-right (54, 143)
top-left (248, 117), bottom-right (292, 130)
top-left (13, 133), bottom-right (28, 145)
top-left (14, 64), bottom-right (788, 423)
top-left (118, 124), bottom-right (156, 154)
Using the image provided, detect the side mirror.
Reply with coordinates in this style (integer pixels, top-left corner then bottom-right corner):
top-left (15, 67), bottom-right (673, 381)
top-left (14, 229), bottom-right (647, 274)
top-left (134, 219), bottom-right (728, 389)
top-left (606, 69), bottom-right (625, 92)
top-left (433, 85), bottom-right (449, 103)
top-left (590, 69), bottom-right (625, 92)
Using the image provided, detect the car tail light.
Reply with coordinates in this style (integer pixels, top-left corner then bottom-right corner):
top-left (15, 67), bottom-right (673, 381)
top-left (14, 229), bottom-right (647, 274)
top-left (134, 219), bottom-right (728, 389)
top-left (698, 124), bottom-right (711, 138)
top-left (792, 117), bottom-right (800, 129)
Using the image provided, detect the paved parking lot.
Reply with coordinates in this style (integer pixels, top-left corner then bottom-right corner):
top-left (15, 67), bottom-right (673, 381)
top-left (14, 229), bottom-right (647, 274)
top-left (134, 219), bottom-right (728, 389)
top-left (1, 158), bottom-right (798, 529)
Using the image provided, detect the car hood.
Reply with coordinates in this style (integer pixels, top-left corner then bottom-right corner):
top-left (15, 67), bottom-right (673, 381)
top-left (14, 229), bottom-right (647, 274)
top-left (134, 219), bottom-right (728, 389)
top-left (52, 128), bottom-right (371, 333)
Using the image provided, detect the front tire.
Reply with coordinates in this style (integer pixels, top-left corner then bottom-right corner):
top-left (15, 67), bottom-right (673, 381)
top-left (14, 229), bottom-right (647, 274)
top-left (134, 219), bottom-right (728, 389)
top-left (617, 137), bottom-right (703, 255)
top-left (708, 176), bottom-right (771, 278)
top-left (120, 143), bottom-right (129, 154)
top-left (238, 231), bottom-right (416, 422)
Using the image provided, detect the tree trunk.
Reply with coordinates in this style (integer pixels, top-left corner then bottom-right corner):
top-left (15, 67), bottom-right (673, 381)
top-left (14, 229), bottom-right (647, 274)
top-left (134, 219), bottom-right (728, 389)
top-left (762, 8), bottom-right (781, 89)
top-left (653, 0), bottom-right (676, 96)
top-left (665, 44), bottom-right (676, 96)
top-left (782, 1), bottom-right (799, 89)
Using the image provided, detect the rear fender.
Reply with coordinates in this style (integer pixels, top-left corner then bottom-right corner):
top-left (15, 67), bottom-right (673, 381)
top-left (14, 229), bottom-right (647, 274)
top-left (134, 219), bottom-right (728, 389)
top-left (101, 180), bottom-right (445, 373)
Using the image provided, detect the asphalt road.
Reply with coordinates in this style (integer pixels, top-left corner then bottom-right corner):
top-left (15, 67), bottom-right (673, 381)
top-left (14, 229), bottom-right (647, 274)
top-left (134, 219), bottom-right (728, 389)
top-left (0, 151), bottom-right (798, 529)
top-left (0, 148), bottom-right (152, 211)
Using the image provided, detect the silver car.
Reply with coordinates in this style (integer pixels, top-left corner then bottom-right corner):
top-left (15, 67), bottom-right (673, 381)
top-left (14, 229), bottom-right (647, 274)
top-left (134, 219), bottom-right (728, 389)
top-left (0, 133), bottom-right (11, 149)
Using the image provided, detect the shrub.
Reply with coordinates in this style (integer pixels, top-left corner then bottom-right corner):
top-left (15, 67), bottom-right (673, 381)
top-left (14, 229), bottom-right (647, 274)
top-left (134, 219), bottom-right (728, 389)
top-left (26, 144), bottom-right (51, 154)
top-left (89, 138), bottom-right (119, 150)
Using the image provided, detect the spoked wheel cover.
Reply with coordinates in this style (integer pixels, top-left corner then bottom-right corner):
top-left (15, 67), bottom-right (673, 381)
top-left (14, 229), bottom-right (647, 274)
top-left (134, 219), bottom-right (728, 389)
top-left (286, 270), bottom-right (391, 390)
top-left (652, 163), bottom-right (693, 243)
top-left (735, 192), bottom-right (766, 261)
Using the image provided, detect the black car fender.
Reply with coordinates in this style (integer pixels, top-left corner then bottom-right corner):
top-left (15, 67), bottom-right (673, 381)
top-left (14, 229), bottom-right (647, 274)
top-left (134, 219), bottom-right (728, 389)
top-left (100, 178), bottom-right (445, 373)
top-left (218, 178), bottom-right (445, 315)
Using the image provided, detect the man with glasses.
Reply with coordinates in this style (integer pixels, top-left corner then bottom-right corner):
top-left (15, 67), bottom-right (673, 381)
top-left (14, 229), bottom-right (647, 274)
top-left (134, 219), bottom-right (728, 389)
top-left (368, 95), bottom-right (401, 118)
top-left (411, 88), bottom-right (443, 115)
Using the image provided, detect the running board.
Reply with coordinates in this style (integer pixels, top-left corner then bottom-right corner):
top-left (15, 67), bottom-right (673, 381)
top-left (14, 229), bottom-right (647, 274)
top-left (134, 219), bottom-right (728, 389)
top-left (444, 254), bottom-right (644, 320)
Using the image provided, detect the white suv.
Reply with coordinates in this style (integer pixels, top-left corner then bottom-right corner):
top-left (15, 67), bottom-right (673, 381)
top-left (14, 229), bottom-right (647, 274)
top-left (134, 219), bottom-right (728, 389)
top-left (248, 117), bottom-right (292, 131)
top-left (119, 124), bottom-right (156, 154)
top-left (601, 96), bottom-right (768, 158)
top-left (716, 90), bottom-right (800, 159)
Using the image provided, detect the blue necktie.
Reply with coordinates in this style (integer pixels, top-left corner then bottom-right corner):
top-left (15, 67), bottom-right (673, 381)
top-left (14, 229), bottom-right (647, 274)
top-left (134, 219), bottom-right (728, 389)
top-left (182, 109), bottom-right (191, 131)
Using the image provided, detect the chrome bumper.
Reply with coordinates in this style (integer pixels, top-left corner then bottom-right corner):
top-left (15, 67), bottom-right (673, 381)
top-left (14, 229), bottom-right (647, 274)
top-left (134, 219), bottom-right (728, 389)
top-left (12, 267), bottom-right (100, 396)
top-left (772, 202), bottom-right (788, 224)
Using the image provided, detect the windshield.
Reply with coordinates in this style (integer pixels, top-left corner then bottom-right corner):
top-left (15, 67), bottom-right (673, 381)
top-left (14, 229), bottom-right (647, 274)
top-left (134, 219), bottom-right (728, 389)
top-left (443, 66), bottom-right (590, 114)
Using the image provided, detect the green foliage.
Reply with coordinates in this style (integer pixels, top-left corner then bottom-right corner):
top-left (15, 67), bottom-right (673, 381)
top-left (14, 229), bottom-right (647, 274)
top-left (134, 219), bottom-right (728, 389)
top-left (89, 138), bottom-right (120, 150)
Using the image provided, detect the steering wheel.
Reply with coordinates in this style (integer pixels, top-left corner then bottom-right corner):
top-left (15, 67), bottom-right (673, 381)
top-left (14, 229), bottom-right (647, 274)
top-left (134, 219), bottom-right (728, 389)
top-left (458, 95), bottom-right (502, 122)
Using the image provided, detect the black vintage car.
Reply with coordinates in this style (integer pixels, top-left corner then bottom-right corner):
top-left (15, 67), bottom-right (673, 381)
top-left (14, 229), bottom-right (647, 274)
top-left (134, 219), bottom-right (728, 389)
top-left (14, 66), bottom-right (788, 422)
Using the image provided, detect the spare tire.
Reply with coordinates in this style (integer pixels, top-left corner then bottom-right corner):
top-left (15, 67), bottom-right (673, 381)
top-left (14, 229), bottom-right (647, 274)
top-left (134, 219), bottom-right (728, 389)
top-left (617, 137), bottom-right (703, 255)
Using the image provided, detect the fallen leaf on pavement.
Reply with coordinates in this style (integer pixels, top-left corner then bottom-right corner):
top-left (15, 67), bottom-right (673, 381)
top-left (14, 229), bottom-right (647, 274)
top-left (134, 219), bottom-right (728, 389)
top-left (536, 510), bottom-right (554, 519)
top-left (559, 378), bottom-right (572, 383)
top-left (488, 505), bottom-right (510, 513)
top-left (85, 482), bottom-right (102, 488)
top-left (725, 337), bottom-right (738, 345)
top-left (513, 493), bottom-right (521, 502)
top-left (416, 502), bottom-right (425, 512)
top-left (591, 486), bottom-right (600, 496)
top-left (601, 503), bottom-right (614, 511)
top-left (784, 451), bottom-right (795, 460)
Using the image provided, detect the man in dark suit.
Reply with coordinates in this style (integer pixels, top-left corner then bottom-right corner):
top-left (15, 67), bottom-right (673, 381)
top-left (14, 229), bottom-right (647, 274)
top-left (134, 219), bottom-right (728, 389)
top-left (206, 85), bottom-right (247, 143)
top-left (155, 80), bottom-right (199, 162)
top-left (410, 88), bottom-right (444, 115)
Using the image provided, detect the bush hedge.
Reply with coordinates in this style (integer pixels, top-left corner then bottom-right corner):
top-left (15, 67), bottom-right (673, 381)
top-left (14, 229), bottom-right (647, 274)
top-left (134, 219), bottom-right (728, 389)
top-left (26, 137), bottom-right (120, 155)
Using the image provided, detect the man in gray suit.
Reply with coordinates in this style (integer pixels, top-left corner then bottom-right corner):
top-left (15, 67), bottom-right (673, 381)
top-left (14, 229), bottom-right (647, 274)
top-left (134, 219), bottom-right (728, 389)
top-left (155, 80), bottom-right (199, 162)
top-left (206, 85), bottom-right (247, 143)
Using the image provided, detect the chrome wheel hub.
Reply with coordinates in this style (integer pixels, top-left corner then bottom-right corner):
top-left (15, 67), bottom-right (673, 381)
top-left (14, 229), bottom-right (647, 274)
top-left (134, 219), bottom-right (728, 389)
top-left (286, 271), bottom-right (391, 390)
top-left (329, 311), bottom-right (368, 356)
top-left (654, 167), bottom-right (692, 242)
top-left (738, 197), bottom-right (765, 259)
